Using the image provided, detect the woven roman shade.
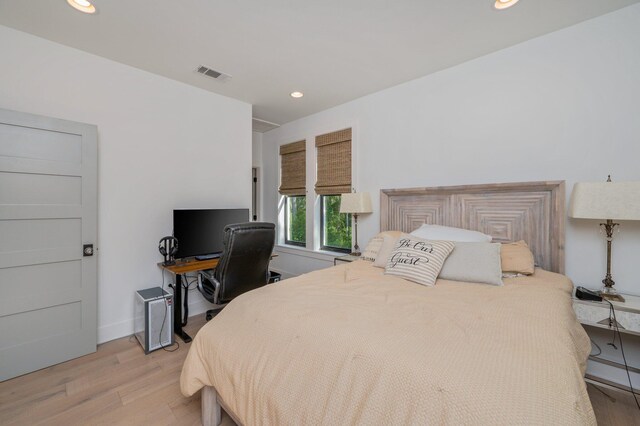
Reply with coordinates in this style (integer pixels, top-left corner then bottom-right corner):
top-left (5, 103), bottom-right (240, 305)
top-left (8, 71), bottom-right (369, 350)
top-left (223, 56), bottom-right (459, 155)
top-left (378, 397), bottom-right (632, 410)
top-left (279, 140), bottom-right (306, 196)
top-left (315, 128), bottom-right (351, 195)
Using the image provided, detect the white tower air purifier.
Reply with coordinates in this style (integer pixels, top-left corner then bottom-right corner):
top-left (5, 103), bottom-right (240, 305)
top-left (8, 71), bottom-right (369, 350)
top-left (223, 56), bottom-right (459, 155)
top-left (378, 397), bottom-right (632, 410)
top-left (134, 287), bottom-right (173, 354)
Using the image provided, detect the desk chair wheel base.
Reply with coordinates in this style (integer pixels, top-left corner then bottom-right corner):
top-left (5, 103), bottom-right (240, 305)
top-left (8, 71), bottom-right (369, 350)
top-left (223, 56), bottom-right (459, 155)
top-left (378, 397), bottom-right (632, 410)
top-left (205, 308), bottom-right (223, 321)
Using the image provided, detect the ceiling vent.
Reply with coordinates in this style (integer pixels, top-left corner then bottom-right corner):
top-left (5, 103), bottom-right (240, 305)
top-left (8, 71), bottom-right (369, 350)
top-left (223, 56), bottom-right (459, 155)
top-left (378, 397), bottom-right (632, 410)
top-left (252, 118), bottom-right (280, 133)
top-left (196, 65), bottom-right (231, 82)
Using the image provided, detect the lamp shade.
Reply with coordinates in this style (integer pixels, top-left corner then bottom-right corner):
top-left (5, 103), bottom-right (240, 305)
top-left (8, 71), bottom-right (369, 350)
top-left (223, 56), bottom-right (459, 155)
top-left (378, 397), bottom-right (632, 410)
top-left (339, 192), bottom-right (372, 214)
top-left (569, 181), bottom-right (640, 220)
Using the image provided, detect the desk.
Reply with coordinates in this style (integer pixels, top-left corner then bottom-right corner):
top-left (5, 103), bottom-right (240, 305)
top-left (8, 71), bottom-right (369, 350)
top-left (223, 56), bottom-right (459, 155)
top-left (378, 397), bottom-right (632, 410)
top-left (159, 258), bottom-right (219, 343)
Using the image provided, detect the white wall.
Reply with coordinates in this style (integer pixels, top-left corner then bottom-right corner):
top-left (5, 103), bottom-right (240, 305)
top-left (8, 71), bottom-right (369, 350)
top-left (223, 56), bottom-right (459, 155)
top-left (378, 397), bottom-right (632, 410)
top-left (0, 25), bottom-right (252, 343)
top-left (262, 4), bottom-right (640, 389)
top-left (264, 5), bottom-right (640, 296)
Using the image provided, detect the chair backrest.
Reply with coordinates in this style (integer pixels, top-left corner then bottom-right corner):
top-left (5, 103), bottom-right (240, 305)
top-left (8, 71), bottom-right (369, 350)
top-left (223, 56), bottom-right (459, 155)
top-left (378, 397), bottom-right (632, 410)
top-left (214, 222), bottom-right (275, 303)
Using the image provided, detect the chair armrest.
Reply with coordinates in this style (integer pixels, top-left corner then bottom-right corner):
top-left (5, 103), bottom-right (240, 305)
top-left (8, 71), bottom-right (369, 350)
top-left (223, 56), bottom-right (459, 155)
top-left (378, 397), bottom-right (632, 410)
top-left (198, 270), bottom-right (221, 304)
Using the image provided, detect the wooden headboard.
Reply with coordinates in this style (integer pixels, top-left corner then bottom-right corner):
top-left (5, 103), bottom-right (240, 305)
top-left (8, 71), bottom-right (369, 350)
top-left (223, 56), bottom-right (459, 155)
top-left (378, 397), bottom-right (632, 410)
top-left (380, 181), bottom-right (565, 273)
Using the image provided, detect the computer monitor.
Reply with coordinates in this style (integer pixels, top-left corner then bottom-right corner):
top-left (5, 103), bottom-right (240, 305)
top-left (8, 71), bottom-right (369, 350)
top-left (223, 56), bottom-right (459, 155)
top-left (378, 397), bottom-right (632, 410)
top-left (173, 208), bottom-right (249, 259)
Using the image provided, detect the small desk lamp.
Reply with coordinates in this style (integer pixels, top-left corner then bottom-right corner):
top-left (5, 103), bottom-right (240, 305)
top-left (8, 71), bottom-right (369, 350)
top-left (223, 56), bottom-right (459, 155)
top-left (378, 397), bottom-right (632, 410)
top-left (339, 192), bottom-right (372, 256)
top-left (569, 176), bottom-right (640, 302)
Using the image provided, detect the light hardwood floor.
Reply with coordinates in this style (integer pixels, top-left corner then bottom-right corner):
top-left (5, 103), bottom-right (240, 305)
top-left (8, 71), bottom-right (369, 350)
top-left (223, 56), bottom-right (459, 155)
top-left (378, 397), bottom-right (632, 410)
top-left (1, 313), bottom-right (638, 425)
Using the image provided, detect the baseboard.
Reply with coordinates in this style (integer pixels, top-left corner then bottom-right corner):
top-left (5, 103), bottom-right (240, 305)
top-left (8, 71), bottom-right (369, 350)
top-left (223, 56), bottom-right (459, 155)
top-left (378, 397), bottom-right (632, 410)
top-left (98, 318), bottom-right (134, 344)
top-left (97, 293), bottom-right (212, 344)
top-left (97, 282), bottom-right (297, 344)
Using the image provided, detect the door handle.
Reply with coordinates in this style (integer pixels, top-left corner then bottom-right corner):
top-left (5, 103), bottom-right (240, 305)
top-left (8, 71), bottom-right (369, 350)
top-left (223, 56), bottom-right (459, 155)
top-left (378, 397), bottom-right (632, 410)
top-left (83, 244), bottom-right (94, 257)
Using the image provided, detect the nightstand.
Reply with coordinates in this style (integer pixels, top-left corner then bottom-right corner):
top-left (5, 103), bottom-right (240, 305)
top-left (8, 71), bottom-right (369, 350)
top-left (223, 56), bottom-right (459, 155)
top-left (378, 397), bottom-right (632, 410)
top-left (334, 254), bottom-right (361, 265)
top-left (573, 292), bottom-right (640, 336)
top-left (573, 290), bottom-right (640, 395)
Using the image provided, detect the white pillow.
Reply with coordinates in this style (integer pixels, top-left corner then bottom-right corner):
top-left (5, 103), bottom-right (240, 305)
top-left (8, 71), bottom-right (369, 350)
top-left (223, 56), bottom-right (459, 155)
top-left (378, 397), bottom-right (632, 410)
top-left (373, 234), bottom-right (401, 268)
top-left (410, 224), bottom-right (492, 242)
top-left (361, 236), bottom-right (383, 261)
top-left (438, 242), bottom-right (503, 286)
top-left (360, 231), bottom-right (404, 264)
top-left (384, 235), bottom-right (455, 286)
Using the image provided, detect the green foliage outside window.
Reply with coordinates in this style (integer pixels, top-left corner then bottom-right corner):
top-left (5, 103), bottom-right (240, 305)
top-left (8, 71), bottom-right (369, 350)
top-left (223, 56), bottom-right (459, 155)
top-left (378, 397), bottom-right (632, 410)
top-left (286, 196), bottom-right (306, 245)
top-left (322, 195), bottom-right (352, 251)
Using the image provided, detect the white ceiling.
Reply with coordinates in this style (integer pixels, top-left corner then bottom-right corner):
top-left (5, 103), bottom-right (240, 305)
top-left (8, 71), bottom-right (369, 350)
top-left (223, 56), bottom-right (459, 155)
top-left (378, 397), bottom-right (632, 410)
top-left (1, 0), bottom-right (638, 126)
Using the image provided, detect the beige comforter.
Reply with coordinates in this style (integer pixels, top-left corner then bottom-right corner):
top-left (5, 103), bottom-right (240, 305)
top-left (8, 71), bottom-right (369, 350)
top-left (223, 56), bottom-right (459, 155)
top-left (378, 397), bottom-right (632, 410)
top-left (181, 261), bottom-right (595, 425)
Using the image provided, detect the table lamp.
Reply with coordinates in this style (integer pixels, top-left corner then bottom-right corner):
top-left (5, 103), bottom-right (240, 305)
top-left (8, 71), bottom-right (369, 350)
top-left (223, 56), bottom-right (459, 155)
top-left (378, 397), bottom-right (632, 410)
top-left (569, 176), bottom-right (640, 302)
top-left (339, 192), bottom-right (373, 256)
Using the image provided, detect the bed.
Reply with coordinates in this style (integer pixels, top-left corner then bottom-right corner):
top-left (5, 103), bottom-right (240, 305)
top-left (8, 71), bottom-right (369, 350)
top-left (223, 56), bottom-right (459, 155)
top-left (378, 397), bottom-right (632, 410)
top-left (180, 181), bottom-right (596, 425)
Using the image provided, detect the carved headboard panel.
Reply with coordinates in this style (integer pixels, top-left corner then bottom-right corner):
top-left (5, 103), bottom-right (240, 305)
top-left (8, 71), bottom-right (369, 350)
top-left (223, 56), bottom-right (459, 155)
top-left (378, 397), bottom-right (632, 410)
top-left (380, 181), bottom-right (565, 273)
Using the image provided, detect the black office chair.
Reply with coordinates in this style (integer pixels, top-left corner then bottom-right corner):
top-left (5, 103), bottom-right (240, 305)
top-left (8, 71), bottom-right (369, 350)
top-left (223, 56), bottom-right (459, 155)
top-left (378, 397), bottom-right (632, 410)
top-left (197, 222), bottom-right (275, 321)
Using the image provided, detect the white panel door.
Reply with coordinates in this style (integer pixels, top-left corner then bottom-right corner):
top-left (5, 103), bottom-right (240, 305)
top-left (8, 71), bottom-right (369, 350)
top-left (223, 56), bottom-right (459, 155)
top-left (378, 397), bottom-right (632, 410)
top-left (0, 108), bottom-right (97, 381)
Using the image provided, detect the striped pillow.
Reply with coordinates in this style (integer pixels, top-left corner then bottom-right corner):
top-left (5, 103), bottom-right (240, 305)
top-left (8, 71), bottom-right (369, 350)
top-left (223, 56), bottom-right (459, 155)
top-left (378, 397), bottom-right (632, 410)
top-left (384, 235), bottom-right (455, 286)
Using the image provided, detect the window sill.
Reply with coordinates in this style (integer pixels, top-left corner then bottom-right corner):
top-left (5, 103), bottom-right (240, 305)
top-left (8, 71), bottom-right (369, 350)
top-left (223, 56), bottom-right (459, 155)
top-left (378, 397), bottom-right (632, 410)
top-left (274, 244), bottom-right (348, 262)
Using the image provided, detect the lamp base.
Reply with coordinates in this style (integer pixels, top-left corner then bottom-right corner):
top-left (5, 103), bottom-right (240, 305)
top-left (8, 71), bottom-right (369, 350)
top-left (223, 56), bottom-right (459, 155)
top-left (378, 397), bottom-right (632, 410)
top-left (600, 287), bottom-right (625, 302)
top-left (350, 251), bottom-right (361, 257)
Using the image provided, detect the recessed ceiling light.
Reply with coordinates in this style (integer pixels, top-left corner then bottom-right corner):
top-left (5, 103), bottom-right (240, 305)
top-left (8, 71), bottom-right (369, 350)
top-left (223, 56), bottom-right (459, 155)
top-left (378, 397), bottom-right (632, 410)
top-left (290, 91), bottom-right (304, 99)
top-left (494, 0), bottom-right (519, 10)
top-left (67, 0), bottom-right (97, 14)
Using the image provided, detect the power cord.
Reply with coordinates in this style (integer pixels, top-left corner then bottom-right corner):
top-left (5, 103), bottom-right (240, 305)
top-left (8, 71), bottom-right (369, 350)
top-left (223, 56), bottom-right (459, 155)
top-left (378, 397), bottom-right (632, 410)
top-left (603, 300), bottom-right (639, 410)
top-left (159, 269), bottom-right (179, 352)
top-left (179, 272), bottom-right (200, 326)
top-left (589, 338), bottom-right (602, 357)
top-left (182, 272), bottom-right (199, 291)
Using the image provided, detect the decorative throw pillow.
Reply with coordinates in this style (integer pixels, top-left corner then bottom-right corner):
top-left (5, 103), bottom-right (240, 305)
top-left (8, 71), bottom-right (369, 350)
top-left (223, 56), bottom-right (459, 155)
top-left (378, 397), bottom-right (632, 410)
top-left (373, 234), bottom-right (401, 268)
top-left (384, 235), bottom-right (455, 286)
top-left (410, 224), bottom-right (492, 242)
top-left (438, 242), bottom-right (503, 286)
top-left (361, 236), bottom-right (383, 261)
top-left (379, 230), bottom-right (403, 240)
top-left (501, 240), bottom-right (535, 275)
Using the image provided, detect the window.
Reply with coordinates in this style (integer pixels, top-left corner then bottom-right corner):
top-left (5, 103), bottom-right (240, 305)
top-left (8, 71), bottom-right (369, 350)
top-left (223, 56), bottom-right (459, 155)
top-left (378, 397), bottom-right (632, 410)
top-left (278, 129), bottom-right (353, 252)
top-left (285, 195), bottom-right (306, 246)
top-left (279, 140), bottom-right (306, 247)
top-left (315, 128), bottom-right (352, 253)
top-left (320, 195), bottom-right (351, 253)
